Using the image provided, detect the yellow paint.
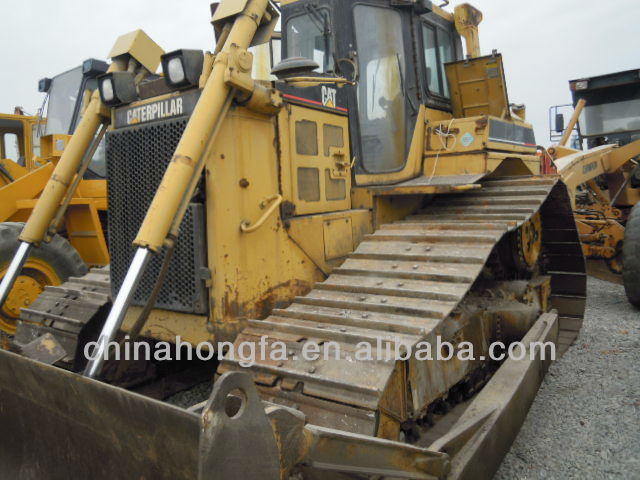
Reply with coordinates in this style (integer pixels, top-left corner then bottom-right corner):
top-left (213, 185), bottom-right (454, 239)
top-left (446, 54), bottom-right (509, 119)
top-left (454, 4), bottom-right (483, 58)
top-left (281, 105), bottom-right (351, 215)
top-left (108, 30), bottom-right (165, 73)
top-left (204, 106), bottom-right (326, 344)
top-left (0, 256), bottom-right (61, 333)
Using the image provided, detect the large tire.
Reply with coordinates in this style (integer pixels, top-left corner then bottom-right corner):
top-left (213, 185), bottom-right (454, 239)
top-left (0, 222), bottom-right (88, 333)
top-left (623, 204), bottom-right (640, 308)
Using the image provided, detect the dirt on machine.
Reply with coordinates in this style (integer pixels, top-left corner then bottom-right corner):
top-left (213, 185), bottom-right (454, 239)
top-left (549, 69), bottom-right (640, 306)
top-left (0, 1), bottom-right (588, 479)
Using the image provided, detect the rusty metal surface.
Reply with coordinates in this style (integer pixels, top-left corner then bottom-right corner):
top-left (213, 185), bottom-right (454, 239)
top-left (0, 349), bottom-right (200, 479)
top-left (199, 372), bottom-right (281, 479)
top-left (0, 177), bottom-right (586, 479)
top-left (369, 174), bottom-right (486, 195)
top-left (220, 177), bottom-right (586, 440)
top-left (427, 312), bottom-right (558, 480)
top-left (19, 332), bottom-right (66, 365)
top-left (13, 266), bottom-right (111, 370)
top-left (299, 423), bottom-right (450, 479)
top-left (0, 351), bottom-right (456, 480)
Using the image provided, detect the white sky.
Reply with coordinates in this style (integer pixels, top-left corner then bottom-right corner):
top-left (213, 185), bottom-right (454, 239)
top-left (1, 0), bottom-right (638, 144)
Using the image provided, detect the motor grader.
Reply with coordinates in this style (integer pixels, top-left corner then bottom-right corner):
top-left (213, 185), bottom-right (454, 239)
top-left (549, 69), bottom-right (640, 306)
top-left (0, 60), bottom-right (113, 335)
top-left (0, 0), bottom-right (587, 478)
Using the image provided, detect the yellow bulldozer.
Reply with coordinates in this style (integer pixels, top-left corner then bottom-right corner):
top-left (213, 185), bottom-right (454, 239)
top-left (0, 60), bottom-right (112, 334)
top-left (549, 69), bottom-right (640, 307)
top-left (0, 1), bottom-right (590, 478)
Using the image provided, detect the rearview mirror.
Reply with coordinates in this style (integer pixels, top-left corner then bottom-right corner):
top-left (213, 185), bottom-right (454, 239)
top-left (555, 113), bottom-right (565, 133)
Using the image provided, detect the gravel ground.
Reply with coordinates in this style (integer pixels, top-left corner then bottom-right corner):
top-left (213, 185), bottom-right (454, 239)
top-left (496, 277), bottom-right (640, 479)
top-left (166, 379), bottom-right (212, 408)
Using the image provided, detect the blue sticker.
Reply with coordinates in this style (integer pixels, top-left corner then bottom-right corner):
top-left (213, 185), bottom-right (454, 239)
top-left (461, 132), bottom-right (474, 147)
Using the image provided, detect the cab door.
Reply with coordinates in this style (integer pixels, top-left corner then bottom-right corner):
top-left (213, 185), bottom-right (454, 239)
top-left (286, 104), bottom-right (351, 216)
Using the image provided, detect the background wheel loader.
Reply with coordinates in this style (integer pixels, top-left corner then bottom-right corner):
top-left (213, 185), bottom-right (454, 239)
top-left (0, 60), bottom-right (112, 335)
top-left (0, 1), bottom-right (586, 478)
top-left (549, 69), bottom-right (640, 306)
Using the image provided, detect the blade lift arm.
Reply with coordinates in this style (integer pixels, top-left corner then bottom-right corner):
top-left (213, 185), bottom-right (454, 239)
top-left (84, 0), bottom-right (282, 378)
top-left (0, 36), bottom-right (163, 315)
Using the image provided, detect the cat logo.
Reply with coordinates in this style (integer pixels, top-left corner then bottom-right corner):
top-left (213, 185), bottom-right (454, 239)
top-left (321, 86), bottom-right (337, 109)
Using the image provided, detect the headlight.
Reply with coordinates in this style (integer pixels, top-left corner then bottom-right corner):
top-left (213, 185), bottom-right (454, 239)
top-left (161, 49), bottom-right (204, 89)
top-left (100, 78), bottom-right (115, 103)
top-left (97, 72), bottom-right (137, 106)
top-left (167, 57), bottom-right (185, 84)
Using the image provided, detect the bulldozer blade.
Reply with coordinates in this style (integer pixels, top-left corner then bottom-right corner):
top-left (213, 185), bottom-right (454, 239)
top-left (0, 348), bottom-right (455, 479)
top-left (0, 351), bottom-right (289, 479)
top-left (0, 349), bottom-right (202, 479)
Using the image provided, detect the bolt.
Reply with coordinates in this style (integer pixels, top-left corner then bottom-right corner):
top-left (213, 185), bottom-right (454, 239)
top-left (308, 366), bottom-right (316, 374)
top-left (277, 362), bottom-right (284, 368)
top-left (340, 327), bottom-right (347, 333)
top-left (405, 247), bottom-right (412, 251)
top-left (376, 281), bottom-right (383, 286)
top-left (359, 296), bottom-right (367, 301)
top-left (425, 247), bottom-right (432, 252)
top-left (392, 265), bottom-right (399, 269)
top-left (381, 298), bottom-right (388, 304)
top-left (413, 265), bottom-right (419, 270)
top-left (397, 283), bottom-right (405, 287)
top-left (362, 313), bottom-right (370, 319)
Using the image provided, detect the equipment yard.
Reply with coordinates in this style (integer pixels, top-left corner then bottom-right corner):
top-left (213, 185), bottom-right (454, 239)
top-left (0, 0), bottom-right (638, 478)
top-left (498, 277), bottom-right (640, 479)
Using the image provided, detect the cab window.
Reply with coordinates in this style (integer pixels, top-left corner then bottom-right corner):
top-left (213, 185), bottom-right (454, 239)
top-left (354, 5), bottom-right (406, 173)
top-left (32, 123), bottom-right (42, 159)
top-left (44, 66), bottom-right (83, 136)
top-left (286, 8), bottom-right (333, 73)
top-left (2, 132), bottom-right (22, 165)
top-left (423, 24), bottom-right (456, 98)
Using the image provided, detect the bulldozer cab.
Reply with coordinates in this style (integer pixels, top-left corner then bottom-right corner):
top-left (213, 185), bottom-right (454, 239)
top-left (281, 0), bottom-right (463, 180)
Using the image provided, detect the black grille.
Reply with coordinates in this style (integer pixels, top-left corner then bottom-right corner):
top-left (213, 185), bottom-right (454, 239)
top-left (106, 118), bottom-right (208, 314)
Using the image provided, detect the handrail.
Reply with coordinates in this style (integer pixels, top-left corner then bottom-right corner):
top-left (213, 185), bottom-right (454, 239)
top-left (240, 194), bottom-right (283, 233)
